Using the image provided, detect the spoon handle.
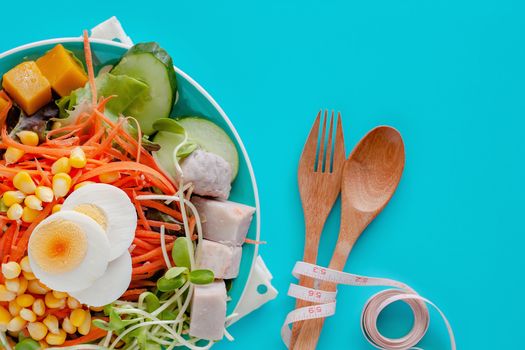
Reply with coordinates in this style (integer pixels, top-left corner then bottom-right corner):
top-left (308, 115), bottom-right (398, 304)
top-left (293, 208), bottom-right (372, 350)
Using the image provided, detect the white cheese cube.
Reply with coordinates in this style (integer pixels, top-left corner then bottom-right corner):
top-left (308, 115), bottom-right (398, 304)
top-left (189, 281), bottom-right (227, 341)
top-left (192, 196), bottom-right (256, 246)
top-left (196, 239), bottom-right (242, 279)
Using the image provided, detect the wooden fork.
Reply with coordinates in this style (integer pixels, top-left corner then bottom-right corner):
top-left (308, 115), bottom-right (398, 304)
top-left (290, 110), bottom-right (346, 349)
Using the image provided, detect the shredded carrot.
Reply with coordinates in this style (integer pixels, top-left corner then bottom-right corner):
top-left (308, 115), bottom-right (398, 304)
top-left (146, 220), bottom-right (182, 232)
top-left (133, 237), bottom-right (156, 250)
top-left (132, 260), bottom-right (166, 275)
top-left (121, 288), bottom-right (147, 298)
top-left (132, 243), bottom-right (174, 264)
top-left (245, 238), bottom-right (267, 245)
top-left (62, 326), bottom-right (107, 346)
top-left (135, 230), bottom-right (175, 241)
top-left (140, 200), bottom-right (183, 221)
top-left (83, 30), bottom-right (97, 106)
top-left (78, 162), bottom-right (175, 194)
top-left (1, 222), bottom-right (18, 263)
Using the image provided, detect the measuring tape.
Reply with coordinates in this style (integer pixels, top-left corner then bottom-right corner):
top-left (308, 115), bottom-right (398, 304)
top-left (281, 262), bottom-right (456, 349)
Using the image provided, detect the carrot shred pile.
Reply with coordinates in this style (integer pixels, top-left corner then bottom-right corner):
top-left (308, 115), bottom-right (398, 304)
top-left (0, 32), bottom-right (183, 287)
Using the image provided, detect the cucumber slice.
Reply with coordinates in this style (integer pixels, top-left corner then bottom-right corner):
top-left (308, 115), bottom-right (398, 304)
top-left (111, 43), bottom-right (177, 135)
top-left (152, 117), bottom-right (239, 180)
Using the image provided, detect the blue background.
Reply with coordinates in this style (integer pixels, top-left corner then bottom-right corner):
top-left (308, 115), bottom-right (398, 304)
top-left (1, 0), bottom-right (524, 348)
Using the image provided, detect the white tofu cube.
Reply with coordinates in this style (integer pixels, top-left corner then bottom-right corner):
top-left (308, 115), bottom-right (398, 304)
top-left (192, 196), bottom-right (256, 246)
top-left (189, 281), bottom-right (227, 341)
top-left (196, 240), bottom-right (242, 279)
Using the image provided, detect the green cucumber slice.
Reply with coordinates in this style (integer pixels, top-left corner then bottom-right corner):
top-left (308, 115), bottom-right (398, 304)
top-left (111, 43), bottom-right (177, 135)
top-left (152, 117), bottom-right (239, 180)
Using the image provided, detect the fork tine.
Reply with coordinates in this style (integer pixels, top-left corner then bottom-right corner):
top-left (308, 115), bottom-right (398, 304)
top-left (315, 111), bottom-right (328, 172)
top-left (333, 112), bottom-right (346, 170)
top-left (324, 111), bottom-right (335, 173)
top-left (299, 111), bottom-right (321, 170)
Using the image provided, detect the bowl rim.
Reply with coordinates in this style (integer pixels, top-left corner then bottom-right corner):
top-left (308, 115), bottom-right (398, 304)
top-left (0, 37), bottom-right (262, 317)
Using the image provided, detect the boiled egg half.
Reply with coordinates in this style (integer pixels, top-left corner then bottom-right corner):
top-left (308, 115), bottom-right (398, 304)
top-left (28, 184), bottom-right (137, 306)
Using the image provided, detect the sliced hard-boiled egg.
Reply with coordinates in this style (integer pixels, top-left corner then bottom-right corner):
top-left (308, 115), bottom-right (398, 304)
top-left (28, 211), bottom-right (110, 293)
top-left (69, 251), bottom-right (132, 307)
top-left (62, 183), bottom-right (137, 261)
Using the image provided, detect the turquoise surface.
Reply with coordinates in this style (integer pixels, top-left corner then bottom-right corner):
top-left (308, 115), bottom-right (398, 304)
top-left (1, 1), bottom-right (523, 349)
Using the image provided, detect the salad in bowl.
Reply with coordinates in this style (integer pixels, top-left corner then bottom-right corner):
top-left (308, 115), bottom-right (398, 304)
top-left (0, 32), bottom-right (260, 349)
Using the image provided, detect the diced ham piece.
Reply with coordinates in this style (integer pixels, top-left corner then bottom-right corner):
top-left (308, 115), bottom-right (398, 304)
top-left (189, 281), bottom-right (227, 341)
top-left (192, 196), bottom-right (256, 246)
top-left (181, 150), bottom-right (232, 199)
top-left (196, 240), bottom-right (242, 279)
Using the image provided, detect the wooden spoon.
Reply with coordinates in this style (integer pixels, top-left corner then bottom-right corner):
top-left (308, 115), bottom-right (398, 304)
top-left (293, 126), bottom-right (406, 350)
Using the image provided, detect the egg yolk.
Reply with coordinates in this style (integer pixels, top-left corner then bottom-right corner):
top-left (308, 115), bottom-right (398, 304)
top-left (74, 204), bottom-right (107, 230)
top-left (29, 219), bottom-right (87, 274)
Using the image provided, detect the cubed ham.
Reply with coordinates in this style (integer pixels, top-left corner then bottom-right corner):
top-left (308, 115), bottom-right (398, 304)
top-left (181, 150), bottom-right (232, 199)
top-left (196, 240), bottom-right (242, 279)
top-left (192, 196), bottom-right (256, 246)
top-left (189, 281), bottom-right (227, 341)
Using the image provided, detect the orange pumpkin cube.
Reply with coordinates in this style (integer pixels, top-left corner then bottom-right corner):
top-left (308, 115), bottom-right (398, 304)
top-left (36, 44), bottom-right (88, 97)
top-left (2, 61), bottom-right (52, 115)
top-left (0, 94), bottom-right (9, 113)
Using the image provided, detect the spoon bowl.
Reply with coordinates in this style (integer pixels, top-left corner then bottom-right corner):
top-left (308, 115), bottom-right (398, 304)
top-left (345, 126), bottom-right (405, 213)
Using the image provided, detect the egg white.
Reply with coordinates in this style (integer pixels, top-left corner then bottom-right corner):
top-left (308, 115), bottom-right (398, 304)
top-left (62, 183), bottom-right (137, 261)
top-left (69, 251), bottom-right (132, 307)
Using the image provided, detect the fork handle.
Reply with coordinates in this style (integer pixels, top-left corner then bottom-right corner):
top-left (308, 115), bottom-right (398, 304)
top-left (293, 209), bottom-right (371, 350)
top-left (289, 221), bottom-right (324, 349)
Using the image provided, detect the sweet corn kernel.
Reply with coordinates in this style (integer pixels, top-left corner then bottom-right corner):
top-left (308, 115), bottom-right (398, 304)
top-left (62, 317), bottom-right (76, 334)
top-left (13, 171), bottom-right (36, 194)
top-left (16, 277), bottom-right (28, 295)
top-left (52, 173), bottom-right (71, 198)
top-left (8, 301), bottom-right (21, 316)
top-left (46, 329), bottom-right (66, 345)
top-left (51, 157), bottom-right (71, 175)
top-left (0, 306), bottom-right (11, 325)
top-left (35, 186), bottom-right (53, 203)
top-left (52, 291), bottom-right (67, 299)
top-left (2, 191), bottom-right (25, 207)
top-left (2, 262), bottom-right (21, 279)
top-left (73, 181), bottom-right (95, 191)
top-left (0, 285), bottom-right (16, 302)
top-left (5, 278), bottom-right (19, 293)
top-left (22, 207), bottom-right (40, 223)
top-left (43, 315), bottom-right (59, 334)
top-left (39, 340), bottom-right (49, 349)
top-left (44, 292), bottom-right (65, 309)
top-left (32, 298), bottom-right (45, 317)
top-left (4, 147), bottom-right (25, 165)
top-left (89, 306), bottom-right (105, 312)
top-left (69, 147), bottom-right (87, 169)
top-left (24, 195), bottom-right (42, 211)
top-left (19, 308), bottom-right (36, 322)
top-left (6, 203), bottom-right (23, 220)
top-left (16, 131), bottom-right (39, 146)
top-left (20, 256), bottom-right (31, 273)
top-left (77, 310), bottom-right (91, 335)
top-left (66, 296), bottom-right (81, 310)
top-left (6, 316), bottom-right (26, 332)
top-left (16, 294), bottom-right (35, 308)
top-left (27, 321), bottom-right (48, 341)
top-left (27, 280), bottom-right (49, 294)
top-left (22, 270), bottom-right (36, 280)
top-left (99, 171), bottom-right (120, 183)
top-left (70, 309), bottom-right (86, 328)
top-left (51, 204), bottom-right (62, 214)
